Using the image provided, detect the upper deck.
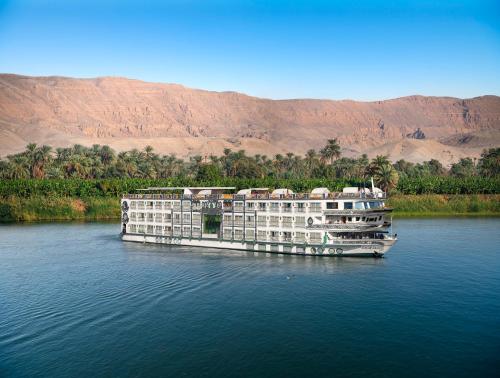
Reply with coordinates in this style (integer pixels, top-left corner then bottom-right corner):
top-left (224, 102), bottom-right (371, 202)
top-left (122, 187), bottom-right (387, 201)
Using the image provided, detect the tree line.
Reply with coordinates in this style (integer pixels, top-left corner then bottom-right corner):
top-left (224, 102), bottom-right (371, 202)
top-left (0, 139), bottom-right (498, 192)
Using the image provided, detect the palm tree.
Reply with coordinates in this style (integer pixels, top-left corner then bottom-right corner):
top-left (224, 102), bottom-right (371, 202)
top-left (5, 155), bottom-right (30, 179)
top-left (366, 155), bottom-right (391, 177)
top-left (305, 149), bottom-right (319, 172)
top-left (99, 145), bottom-right (116, 166)
top-left (32, 145), bottom-right (52, 178)
top-left (372, 162), bottom-right (399, 192)
top-left (144, 145), bottom-right (155, 160)
top-left (319, 138), bottom-right (341, 165)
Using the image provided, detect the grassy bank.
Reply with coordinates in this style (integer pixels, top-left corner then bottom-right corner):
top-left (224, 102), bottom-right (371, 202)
top-left (387, 194), bottom-right (500, 217)
top-left (0, 194), bottom-right (499, 222)
top-left (0, 196), bottom-right (120, 222)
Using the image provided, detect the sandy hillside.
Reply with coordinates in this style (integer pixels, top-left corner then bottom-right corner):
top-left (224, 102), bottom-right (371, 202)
top-left (0, 74), bottom-right (499, 164)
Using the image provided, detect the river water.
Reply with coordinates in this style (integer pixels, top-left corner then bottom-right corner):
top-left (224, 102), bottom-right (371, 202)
top-left (0, 219), bottom-right (499, 377)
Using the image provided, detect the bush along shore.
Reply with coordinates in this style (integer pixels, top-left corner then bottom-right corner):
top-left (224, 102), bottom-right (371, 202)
top-left (0, 194), bottom-right (499, 223)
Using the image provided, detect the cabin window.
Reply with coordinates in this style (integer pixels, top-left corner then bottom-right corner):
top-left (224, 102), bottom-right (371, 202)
top-left (295, 216), bottom-right (305, 226)
top-left (362, 216), bottom-right (366, 221)
top-left (356, 217), bottom-right (360, 222)
top-left (257, 230), bottom-right (267, 240)
top-left (295, 232), bottom-right (305, 242)
top-left (326, 202), bottom-right (338, 209)
top-left (354, 202), bottom-right (364, 210)
top-left (258, 202), bottom-right (267, 210)
top-left (246, 202), bottom-right (255, 209)
top-left (348, 217), bottom-right (352, 222)
top-left (234, 229), bottom-right (244, 240)
top-left (309, 232), bottom-right (322, 243)
top-left (257, 216), bottom-right (267, 226)
top-left (344, 202), bottom-right (353, 209)
top-left (310, 203), bottom-right (321, 212)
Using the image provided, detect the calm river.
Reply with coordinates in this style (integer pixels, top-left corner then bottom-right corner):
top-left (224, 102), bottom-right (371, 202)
top-left (1, 219), bottom-right (499, 377)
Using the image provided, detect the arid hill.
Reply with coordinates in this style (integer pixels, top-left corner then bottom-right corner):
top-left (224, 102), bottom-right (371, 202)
top-left (0, 74), bottom-right (499, 164)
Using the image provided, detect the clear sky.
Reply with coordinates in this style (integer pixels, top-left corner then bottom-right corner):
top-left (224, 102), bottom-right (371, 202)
top-left (0, 0), bottom-right (499, 100)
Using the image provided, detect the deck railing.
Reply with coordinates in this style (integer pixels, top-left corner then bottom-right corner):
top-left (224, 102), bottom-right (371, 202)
top-left (122, 191), bottom-right (386, 200)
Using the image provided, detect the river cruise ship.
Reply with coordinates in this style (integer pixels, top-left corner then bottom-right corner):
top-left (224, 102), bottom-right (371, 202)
top-left (121, 186), bottom-right (397, 257)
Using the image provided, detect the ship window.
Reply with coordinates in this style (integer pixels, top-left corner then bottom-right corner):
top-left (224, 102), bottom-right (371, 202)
top-left (344, 202), bottom-right (353, 209)
top-left (295, 216), bottom-right (305, 226)
top-left (310, 203), bottom-right (321, 212)
top-left (356, 217), bottom-right (360, 221)
top-left (326, 202), bottom-right (338, 209)
top-left (362, 217), bottom-right (366, 221)
top-left (348, 217), bottom-right (352, 222)
top-left (354, 202), bottom-right (364, 210)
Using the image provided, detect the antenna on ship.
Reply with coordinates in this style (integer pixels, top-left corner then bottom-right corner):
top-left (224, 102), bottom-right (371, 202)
top-left (371, 177), bottom-right (375, 193)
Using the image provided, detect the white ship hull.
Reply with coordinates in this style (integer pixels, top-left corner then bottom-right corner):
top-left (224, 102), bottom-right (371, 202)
top-left (122, 233), bottom-right (396, 257)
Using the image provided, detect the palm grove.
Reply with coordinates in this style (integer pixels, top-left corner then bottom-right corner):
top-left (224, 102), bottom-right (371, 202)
top-left (0, 139), bottom-right (499, 193)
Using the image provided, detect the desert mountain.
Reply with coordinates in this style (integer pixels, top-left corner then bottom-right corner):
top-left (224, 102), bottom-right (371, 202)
top-left (0, 74), bottom-right (499, 164)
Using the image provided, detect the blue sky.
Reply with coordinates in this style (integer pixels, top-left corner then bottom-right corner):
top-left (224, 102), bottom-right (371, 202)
top-left (0, 0), bottom-right (499, 100)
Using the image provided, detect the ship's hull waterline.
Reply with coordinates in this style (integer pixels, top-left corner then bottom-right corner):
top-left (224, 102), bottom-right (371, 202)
top-left (122, 233), bottom-right (397, 257)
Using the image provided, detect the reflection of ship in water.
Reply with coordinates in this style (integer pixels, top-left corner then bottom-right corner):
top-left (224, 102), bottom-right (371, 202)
top-left (121, 186), bottom-right (398, 257)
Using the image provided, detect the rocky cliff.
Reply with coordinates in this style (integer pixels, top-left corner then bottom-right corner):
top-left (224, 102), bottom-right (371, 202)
top-left (1, 74), bottom-right (499, 163)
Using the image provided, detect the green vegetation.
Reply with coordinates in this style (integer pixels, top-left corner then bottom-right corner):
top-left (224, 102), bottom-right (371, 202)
top-left (1, 141), bottom-right (499, 222)
top-left (1, 141), bottom-right (498, 190)
top-left (0, 196), bottom-right (119, 222)
top-left (387, 195), bottom-right (500, 217)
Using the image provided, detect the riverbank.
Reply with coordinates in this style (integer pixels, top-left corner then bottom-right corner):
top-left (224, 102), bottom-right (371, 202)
top-left (0, 194), bottom-right (499, 222)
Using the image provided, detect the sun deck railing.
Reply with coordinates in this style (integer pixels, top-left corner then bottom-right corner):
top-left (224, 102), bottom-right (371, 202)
top-left (123, 192), bottom-right (386, 200)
